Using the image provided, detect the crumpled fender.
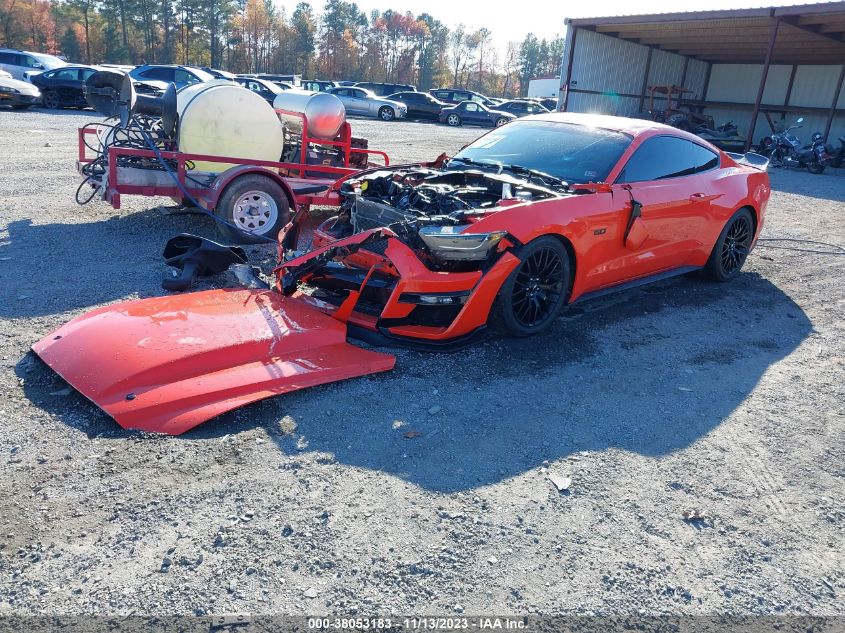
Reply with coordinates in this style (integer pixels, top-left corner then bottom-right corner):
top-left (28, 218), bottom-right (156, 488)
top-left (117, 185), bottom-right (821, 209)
top-left (32, 289), bottom-right (394, 435)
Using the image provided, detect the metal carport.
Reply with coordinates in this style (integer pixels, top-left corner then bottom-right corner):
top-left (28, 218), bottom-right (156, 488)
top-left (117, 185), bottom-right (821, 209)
top-left (560, 2), bottom-right (845, 149)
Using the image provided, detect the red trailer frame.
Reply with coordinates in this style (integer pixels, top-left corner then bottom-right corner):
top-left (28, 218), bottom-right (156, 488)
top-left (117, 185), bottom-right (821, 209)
top-left (77, 109), bottom-right (390, 214)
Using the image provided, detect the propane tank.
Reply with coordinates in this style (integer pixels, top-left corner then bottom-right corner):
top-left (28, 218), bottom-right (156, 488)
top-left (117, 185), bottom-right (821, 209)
top-left (272, 89), bottom-right (345, 140)
top-left (176, 80), bottom-right (284, 172)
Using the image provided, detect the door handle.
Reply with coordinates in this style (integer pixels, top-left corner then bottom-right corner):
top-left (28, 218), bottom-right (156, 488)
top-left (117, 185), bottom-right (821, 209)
top-left (689, 192), bottom-right (707, 202)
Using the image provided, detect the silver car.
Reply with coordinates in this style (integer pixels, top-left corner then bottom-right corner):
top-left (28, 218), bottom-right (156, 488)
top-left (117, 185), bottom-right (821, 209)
top-left (0, 70), bottom-right (42, 109)
top-left (328, 86), bottom-right (406, 121)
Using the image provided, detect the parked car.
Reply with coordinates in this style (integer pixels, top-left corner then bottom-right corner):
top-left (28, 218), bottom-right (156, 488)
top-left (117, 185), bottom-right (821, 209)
top-left (129, 65), bottom-right (213, 89)
top-left (198, 67), bottom-right (237, 80)
top-left (272, 112), bottom-right (772, 346)
top-left (0, 71), bottom-right (41, 108)
top-left (537, 97), bottom-right (558, 111)
top-left (439, 101), bottom-right (515, 127)
top-left (243, 73), bottom-right (300, 87)
top-left (0, 48), bottom-right (66, 81)
top-left (429, 87), bottom-right (501, 108)
top-left (234, 76), bottom-right (287, 104)
top-left (301, 79), bottom-right (337, 92)
top-left (97, 63), bottom-right (136, 72)
top-left (385, 91), bottom-right (446, 120)
top-left (496, 99), bottom-right (551, 117)
top-left (30, 64), bottom-right (103, 109)
top-left (354, 81), bottom-right (416, 96)
top-left (328, 86), bottom-right (406, 120)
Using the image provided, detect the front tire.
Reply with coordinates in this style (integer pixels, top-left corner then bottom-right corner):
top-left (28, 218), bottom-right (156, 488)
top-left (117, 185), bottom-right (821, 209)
top-left (446, 113), bottom-right (461, 127)
top-left (490, 236), bottom-right (571, 337)
top-left (705, 208), bottom-right (754, 282)
top-left (215, 174), bottom-right (291, 244)
top-left (42, 90), bottom-right (60, 109)
top-left (494, 117), bottom-right (508, 127)
top-left (378, 106), bottom-right (395, 121)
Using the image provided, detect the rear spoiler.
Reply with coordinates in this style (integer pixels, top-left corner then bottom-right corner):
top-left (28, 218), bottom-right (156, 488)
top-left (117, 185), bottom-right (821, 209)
top-left (726, 151), bottom-right (769, 171)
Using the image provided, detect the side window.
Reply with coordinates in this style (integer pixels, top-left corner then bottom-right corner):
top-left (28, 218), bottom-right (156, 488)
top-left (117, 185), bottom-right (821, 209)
top-left (0, 51), bottom-right (14, 64)
top-left (175, 69), bottom-right (199, 84)
top-left (352, 89), bottom-right (366, 98)
top-left (54, 68), bottom-right (77, 80)
top-left (618, 136), bottom-right (719, 182)
top-left (21, 54), bottom-right (41, 68)
top-left (433, 91), bottom-right (449, 100)
top-left (80, 68), bottom-right (96, 80)
top-left (335, 89), bottom-right (349, 97)
top-left (465, 103), bottom-right (479, 112)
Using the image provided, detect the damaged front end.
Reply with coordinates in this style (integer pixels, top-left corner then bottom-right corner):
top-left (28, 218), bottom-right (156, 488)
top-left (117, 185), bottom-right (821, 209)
top-left (277, 164), bottom-right (568, 345)
top-left (31, 163), bottom-right (570, 434)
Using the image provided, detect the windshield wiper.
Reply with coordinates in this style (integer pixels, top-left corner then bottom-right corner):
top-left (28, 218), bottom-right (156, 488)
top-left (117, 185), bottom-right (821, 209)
top-left (500, 164), bottom-right (569, 190)
top-left (447, 156), bottom-right (502, 172)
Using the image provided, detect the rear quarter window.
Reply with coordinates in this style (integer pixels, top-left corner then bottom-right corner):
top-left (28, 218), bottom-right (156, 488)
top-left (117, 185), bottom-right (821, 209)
top-left (618, 136), bottom-right (719, 183)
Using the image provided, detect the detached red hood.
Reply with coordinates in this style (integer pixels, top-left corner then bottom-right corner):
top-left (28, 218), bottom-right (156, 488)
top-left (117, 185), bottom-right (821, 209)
top-left (32, 289), bottom-right (394, 435)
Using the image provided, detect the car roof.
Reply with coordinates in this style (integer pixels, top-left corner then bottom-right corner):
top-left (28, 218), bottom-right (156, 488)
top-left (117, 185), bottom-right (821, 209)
top-left (526, 112), bottom-right (684, 138)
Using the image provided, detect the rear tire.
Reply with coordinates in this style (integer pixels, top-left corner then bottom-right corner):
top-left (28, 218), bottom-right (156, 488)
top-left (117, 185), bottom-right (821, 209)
top-left (704, 208), bottom-right (754, 282)
top-left (215, 174), bottom-right (291, 244)
top-left (489, 236), bottom-right (571, 337)
top-left (807, 160), bottom-right (825, 174)
top-left (446, 113), bottom-right (462, 127)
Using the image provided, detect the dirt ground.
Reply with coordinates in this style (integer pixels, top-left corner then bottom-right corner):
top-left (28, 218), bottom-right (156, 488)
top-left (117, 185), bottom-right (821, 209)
top-left (0, 108), bottom-right (843, 621)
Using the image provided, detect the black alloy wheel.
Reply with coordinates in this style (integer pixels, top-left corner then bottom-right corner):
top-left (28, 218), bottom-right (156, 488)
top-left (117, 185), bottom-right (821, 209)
top-left (705, 208), bottom-right (754, 281)
top-left (491, 236), bottom-right (570, 336)
top-left (42, 90), bottom-right (60, 109)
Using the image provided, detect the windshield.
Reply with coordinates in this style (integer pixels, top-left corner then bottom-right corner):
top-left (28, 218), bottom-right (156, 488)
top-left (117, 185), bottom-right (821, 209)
top-left (32, 52), bottom-right (66, 69)
top-left (451, 120), bottom-right (631, 183)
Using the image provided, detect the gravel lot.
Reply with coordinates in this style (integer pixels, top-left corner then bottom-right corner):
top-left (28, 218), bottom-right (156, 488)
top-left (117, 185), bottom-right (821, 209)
top-left (0, 107), bottom-right (843, 621)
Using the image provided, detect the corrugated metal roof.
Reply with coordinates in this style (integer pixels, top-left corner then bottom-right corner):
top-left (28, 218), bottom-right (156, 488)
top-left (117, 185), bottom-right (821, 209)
top-left (566, 2), bottom-right (845, 64)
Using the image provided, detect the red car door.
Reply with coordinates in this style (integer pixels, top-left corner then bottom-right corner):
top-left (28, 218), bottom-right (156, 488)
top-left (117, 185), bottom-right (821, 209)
top-left (596, 135), bottom-right (721, 286)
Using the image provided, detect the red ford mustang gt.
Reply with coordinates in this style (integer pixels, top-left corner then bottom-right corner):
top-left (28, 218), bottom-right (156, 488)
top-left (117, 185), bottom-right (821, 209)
top-left (33, 113), bottom-right (771, 434)
top-left (281, 112), bottom-right (770, 344)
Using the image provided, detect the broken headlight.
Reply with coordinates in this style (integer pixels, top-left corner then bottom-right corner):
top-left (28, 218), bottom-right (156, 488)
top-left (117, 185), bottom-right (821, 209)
top-left (418, 225), bottom-right (507, 261)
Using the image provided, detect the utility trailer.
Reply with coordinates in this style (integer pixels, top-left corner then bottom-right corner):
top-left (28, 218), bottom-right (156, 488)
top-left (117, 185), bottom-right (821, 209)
top-left (76, 109), bottom-right (390, 243)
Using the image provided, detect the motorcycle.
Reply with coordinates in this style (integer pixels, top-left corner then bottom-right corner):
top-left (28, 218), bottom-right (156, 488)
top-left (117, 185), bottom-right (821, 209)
top-left (695, 121), bottom-right (746, 152)
top-left (828, 135), bottom-right (845, 168)
top-left (764, 118), bottom-right (832, 174)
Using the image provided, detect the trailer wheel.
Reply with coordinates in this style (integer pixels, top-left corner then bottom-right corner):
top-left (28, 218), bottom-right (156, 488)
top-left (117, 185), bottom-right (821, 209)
top-left (215, 174), bottom-right (291, 244)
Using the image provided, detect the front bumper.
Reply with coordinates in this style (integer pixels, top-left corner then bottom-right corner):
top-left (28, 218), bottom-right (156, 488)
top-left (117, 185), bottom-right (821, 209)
top-left (277, 225), bottom-right (521, 345)
top-left (0, 92), bottom-right (40, 106)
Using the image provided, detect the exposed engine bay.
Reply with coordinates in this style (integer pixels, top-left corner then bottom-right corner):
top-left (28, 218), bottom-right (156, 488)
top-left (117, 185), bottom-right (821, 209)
top-left (309, 166), bottom-right (568, 271)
